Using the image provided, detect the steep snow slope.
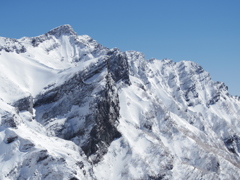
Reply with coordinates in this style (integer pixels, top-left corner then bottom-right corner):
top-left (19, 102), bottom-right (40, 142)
top-left (94, 51), bottom-right (240, 179)
top-left (1, 25), bottom-right (240, 180)
top-left (0, 24), bottom-right (108, 103)
top-left (0, 99), bottom-right (95, 179)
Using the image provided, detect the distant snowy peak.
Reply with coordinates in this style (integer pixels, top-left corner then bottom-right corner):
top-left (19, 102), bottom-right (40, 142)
top-left (29, 24), bottom-right (103, 50)
top-left (0, 25), bottom-right (78, 54)
top-left (28, 25), bottom-right (108, 63)
top-left (0, 25), bottom-right (106, 59)
top-left (0, 25), bottom-right (109, 104)
top-left (47, 24), bottom-right (77, 37)
top-left (6, 25), bottom-right (107, 66)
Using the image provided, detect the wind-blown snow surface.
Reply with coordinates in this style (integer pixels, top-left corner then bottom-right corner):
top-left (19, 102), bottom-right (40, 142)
top-left (1, 25), bottom-right (240, 179)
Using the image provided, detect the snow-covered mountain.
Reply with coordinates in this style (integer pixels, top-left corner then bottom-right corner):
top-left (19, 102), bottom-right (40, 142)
top-left (1, 25), bottom-right (240, 180)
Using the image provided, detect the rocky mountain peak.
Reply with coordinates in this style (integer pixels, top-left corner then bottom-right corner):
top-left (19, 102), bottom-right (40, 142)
top-left (46, 24), bottom-right (77, 37)
top-left (1, 25), bottom-right (240, 180)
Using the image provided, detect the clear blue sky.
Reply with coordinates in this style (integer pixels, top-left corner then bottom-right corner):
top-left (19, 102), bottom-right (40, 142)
top-left (1, 0), bottom-right (240, 95)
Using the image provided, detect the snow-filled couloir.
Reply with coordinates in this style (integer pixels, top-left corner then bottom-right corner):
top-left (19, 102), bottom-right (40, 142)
top-left (1, 25), bottom-right (240, 180)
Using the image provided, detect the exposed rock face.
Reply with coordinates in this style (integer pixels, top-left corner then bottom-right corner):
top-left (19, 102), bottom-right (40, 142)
top-left (107, 49), bottom-right (131, 86)
top-left (1, 25), bottom-right (240, 179)
top-left (0, 99), bottom-right (96, 179)
top-left (33, 48), bottom-right (131, 163)
top-left (0, 37), bottom-right (27, 53)
top-left (13, 95), bottom-right (33, 113)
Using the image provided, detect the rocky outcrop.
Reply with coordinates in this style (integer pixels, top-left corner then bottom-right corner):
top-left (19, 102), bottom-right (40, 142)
top-left (13, 96), bottom-right (33, 113)
top-left (33, 48), bottom-right (132, 163)
top-left (107, 49), bottom-right (131, 86)
top-left (0, 37), bottom-right (26, 53)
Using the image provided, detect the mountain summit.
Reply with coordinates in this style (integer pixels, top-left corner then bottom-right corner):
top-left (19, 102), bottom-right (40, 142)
top-left (47, 24), bottom-right (77, 37)
top-left (0, 25), bottom-right (240, 180)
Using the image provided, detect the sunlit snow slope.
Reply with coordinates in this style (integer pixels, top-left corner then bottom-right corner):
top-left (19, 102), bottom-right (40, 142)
top-left (1, 25), bottom-right (240, 180)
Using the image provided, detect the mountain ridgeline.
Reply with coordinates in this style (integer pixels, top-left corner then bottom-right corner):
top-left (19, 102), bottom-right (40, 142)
top-left (0, 25), bottom-right (240, 180)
